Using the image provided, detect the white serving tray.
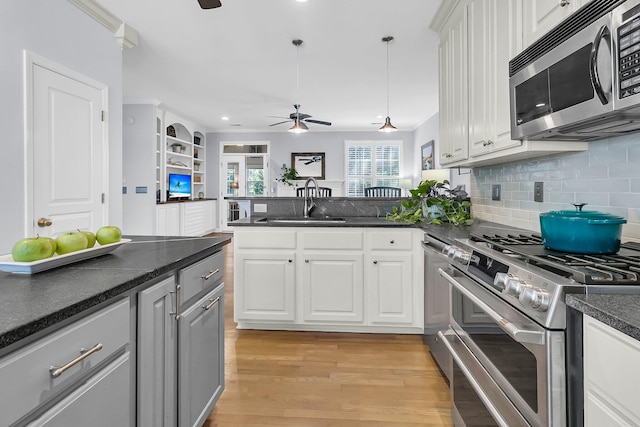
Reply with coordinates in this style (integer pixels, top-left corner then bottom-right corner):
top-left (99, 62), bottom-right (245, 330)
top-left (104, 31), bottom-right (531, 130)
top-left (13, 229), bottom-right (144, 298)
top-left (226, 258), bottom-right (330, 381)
top-left (0, 239), bottom-right (131, 274)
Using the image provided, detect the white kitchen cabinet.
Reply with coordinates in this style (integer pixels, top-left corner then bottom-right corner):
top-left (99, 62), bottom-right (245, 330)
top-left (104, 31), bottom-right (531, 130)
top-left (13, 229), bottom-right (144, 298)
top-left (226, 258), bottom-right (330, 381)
top-left (301, 253), bottom-right (364, 323)
top-left (583, 315), bottom-right (640, 426)
top-left (0, 298), bottom-right (132, 426)
top-left (522, 0), bottom-right (590, 49)
top-left (438, 1), bottom-right (469, 165)
top-left (138, 276), bottom-right (177, 427)
top-left (366, 229), bottom-right (418, 326)
top-left (468, 0), bottom-right (523, 158)
top-left (233, 227), bottom-right (423, 333)
top-left (235, 252), bottom-right (296, 321)
top-left (431, 0), bottom-right (588, 168)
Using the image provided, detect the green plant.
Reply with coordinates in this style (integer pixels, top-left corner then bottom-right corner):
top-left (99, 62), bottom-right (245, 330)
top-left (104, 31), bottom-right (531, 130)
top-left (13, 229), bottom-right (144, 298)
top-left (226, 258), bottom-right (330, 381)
top-left (386, 179), bottom-right (473, 226)
top-left (277, 164), bottom-right (300, 187)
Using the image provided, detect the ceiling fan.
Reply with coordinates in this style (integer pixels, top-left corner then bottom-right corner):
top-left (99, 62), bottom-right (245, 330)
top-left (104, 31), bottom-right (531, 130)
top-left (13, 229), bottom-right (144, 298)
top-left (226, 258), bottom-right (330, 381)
top-left (269, 39), bottom-right (332, 133)
top-left (197, 0), bottom-right (221, 9)
top-left (269, 104), bottom-right (332, 130)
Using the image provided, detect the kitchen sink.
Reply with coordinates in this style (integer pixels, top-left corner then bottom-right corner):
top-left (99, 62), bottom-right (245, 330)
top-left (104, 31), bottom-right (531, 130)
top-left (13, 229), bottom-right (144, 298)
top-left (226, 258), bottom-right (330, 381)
top-left (255, 217), bottom-right (347, 224)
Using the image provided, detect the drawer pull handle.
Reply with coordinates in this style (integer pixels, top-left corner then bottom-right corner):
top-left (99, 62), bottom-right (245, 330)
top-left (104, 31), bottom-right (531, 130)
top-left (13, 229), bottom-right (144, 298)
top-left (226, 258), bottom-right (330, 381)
top-left (288, 259), bottom-right (293, 263)
top-left (390, 240), bottom-right (395, 244)
top-left (170, 285), bottom-right (182, 320)
top-left (203, 296), bottom-right (221, 310)
top-left (202, 269), bottom-right (220, 280)
top-left (49, 343), bottom-right (103, 378)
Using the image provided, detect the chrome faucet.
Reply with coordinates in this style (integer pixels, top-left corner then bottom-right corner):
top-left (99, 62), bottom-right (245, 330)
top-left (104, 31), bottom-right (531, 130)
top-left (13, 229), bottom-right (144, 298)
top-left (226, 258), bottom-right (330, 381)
top-left (303, 177), bottom-right (318, 218)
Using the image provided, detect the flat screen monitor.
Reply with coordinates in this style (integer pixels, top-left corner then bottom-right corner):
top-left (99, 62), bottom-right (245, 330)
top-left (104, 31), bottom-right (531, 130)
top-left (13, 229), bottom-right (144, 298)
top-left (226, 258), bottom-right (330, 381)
top-left (168, 173), bottom-right (191, 199)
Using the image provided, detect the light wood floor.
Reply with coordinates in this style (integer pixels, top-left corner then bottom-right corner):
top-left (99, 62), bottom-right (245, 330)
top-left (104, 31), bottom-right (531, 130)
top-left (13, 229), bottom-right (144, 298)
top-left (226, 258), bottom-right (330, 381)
top-left (205, 237), bottom-right (453, 426)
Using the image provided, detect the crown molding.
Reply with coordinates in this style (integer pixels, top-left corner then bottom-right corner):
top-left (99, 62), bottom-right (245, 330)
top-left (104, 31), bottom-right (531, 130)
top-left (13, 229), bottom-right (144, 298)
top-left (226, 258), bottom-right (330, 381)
top-left (67, 0), bottom-right (138, 50)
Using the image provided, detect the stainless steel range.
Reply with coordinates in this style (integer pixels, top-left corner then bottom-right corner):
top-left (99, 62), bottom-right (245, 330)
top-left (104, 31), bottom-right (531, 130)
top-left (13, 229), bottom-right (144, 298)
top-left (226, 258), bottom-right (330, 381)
top-left (425, 231), bottom-right (640, 427)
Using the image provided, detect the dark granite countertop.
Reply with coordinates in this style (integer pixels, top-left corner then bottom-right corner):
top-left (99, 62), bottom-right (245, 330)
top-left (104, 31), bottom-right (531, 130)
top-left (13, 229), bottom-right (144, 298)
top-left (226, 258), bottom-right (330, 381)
top-left (0, 235), bottom-right (230, 353)
top-left (566, 294), bottom-right (640, 341)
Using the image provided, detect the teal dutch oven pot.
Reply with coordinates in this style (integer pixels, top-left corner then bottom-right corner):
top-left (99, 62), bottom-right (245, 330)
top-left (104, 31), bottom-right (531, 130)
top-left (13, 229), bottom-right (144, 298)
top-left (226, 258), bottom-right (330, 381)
top-left (539, 204), bottom-right (627, 254)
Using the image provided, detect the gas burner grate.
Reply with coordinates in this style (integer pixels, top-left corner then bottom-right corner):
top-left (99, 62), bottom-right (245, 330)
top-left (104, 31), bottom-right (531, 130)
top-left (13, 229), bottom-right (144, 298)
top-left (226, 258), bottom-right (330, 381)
top-left (530, 253), bottom-right (640, 284)
top-left (471, 233), bottom-right (544, 245)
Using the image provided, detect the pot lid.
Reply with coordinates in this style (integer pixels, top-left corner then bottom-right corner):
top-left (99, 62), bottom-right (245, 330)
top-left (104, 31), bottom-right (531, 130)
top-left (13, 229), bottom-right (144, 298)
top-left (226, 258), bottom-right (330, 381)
top-left (540, 208), bottom-right (626, 224)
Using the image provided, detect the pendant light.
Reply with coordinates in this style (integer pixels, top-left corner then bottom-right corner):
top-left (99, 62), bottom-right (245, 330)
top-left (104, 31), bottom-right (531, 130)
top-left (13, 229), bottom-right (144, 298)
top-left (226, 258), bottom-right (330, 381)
top-left (289, 39), bottom-right (308, 134)
top-left (379, 36), bottom-right (398, 133)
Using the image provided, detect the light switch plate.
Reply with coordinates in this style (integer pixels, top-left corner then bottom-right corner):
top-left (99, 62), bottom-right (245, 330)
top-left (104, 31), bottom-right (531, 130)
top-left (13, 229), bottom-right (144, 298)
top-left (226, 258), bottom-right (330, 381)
top-left (534, 182), bottom-right (543, 202)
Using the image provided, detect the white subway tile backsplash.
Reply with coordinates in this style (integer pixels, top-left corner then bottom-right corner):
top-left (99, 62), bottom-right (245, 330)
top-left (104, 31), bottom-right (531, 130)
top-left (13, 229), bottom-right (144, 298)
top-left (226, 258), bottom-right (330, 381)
top-left (470, 135), bottom-right (640, 240)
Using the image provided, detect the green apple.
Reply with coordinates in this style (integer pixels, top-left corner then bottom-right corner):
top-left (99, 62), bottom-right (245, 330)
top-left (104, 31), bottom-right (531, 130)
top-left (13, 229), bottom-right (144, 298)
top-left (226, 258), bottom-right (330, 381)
top-left (78, 230), bottom-right (96, 248)
top-left (96, 226), bottom-right (122, 245)
top-left (12, 237), bottom-right (53, 262)
top-left (41, 237), bottom-right (57, 257)
top-left (56, 232), bottom-right (89, 255)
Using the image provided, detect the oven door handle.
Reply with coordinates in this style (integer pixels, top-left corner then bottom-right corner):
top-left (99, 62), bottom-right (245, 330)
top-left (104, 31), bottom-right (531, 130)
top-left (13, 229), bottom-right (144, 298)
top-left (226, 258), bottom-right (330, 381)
top-left (439, 268), bottom-right (545, 346)
top-left (438, 330), bottom-right (512, 427)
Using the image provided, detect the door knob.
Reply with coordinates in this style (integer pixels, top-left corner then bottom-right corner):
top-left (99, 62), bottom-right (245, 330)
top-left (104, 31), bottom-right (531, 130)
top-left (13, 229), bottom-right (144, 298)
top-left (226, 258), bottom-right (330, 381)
top-left (37, 218), bottom-right (53, 227)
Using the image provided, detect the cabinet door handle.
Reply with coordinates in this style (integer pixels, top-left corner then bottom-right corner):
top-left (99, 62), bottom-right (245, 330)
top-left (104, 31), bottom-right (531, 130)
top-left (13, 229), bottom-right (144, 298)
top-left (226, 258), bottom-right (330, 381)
top-left (373, 260), bottom-right (378, 265)
top-left (202, 268), bottom-right (220, 280)
top-left (288, 259), bottom-right (293, 263)
top-left (203, 296), bottom-right (220, 310)
top-left (305, 259), bottom-right (309, 263)
top-left (170, 285), bottom-right (182, 320)
top-left (49, 343), bottom-right (103, 378)
top-left (560, 0), bottom-right (569, 6)
top-left (389, 240), bottom-right (395, 244)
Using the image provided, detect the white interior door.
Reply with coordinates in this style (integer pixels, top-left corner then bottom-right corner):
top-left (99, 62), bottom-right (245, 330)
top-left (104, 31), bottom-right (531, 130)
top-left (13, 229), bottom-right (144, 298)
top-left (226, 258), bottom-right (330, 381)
top-left (29, 58), bottom-right (106, 237)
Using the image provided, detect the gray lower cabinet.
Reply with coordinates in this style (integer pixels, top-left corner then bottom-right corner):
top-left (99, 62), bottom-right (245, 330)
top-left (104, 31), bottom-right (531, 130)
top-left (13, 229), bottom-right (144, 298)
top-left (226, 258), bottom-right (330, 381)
top-left (138, 251), bottom-right (225, 427)
top-left (178, 284), bottom-right (224, 427)
top-left (0, 297), bottom-right (132, 427)
top-left (138, 276), bottom-right (178, 426)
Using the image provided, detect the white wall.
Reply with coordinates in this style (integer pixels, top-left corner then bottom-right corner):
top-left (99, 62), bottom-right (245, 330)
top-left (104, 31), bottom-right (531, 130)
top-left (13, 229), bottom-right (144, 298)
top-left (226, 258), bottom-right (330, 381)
top-left (206, 130), bottom-right (416, 197)
top-left (122, 104), bottom-right (157, 235)
top-left (1, 0), bottom-right (123, 253)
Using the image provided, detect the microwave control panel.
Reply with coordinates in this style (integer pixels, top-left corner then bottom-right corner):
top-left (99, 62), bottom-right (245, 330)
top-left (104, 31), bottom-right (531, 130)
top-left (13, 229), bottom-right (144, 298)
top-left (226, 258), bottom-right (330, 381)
top-left (619, 6), bottom-right (640, 98)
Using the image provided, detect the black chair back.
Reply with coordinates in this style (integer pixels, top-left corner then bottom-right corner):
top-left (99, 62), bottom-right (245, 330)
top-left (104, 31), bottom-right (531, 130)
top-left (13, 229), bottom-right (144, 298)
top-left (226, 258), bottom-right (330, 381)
top-left (296, 186), bottom-right (332, 197)
top-left (364, 186), bottom-right (402, 197)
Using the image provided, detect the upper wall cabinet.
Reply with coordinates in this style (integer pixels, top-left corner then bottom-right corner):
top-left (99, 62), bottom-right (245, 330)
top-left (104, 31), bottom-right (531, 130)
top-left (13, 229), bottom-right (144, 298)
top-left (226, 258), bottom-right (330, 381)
top-left (431, 0), bottom-right (588, 168)
top-left (522, 0), bottom-right (592, 49)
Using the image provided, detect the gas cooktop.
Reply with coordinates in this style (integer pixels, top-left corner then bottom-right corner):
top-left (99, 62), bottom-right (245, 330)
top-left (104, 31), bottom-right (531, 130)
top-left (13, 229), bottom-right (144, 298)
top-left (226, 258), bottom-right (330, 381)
top-left (469, 233), bottom-right (640, 285)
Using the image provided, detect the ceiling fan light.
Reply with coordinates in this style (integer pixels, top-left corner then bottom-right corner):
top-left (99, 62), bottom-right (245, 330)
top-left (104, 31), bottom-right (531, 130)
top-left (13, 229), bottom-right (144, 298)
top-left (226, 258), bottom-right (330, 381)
top-left (378, 116), bottom-right (398, 133)
top-left (288, 119), bottom-right (309, 133)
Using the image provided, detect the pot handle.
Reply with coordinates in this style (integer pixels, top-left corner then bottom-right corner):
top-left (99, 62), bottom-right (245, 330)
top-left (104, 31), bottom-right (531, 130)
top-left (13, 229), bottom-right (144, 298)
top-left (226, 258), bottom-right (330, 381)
top-left (586, 218), bottom-right (627, 225)
top-left (572, 203), bottom-right (587, 211)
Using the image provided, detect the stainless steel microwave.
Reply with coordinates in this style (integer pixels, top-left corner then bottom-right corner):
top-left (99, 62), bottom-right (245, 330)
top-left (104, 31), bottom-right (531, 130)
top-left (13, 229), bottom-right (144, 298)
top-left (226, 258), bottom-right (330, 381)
top-left (510, 0), bottom-right (640, 141)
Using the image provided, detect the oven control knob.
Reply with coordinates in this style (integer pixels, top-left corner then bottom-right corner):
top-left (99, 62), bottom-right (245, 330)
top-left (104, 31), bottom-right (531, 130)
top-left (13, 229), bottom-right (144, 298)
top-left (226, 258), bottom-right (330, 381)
top-left (503, 278), bottom-right (529, 297)
top-left (452, 249), bottom-right (472, 265)
top-left (519, 287), bottom-right (550, 312)
top-left (443, 245), bottom-right (458, 259)
top-left (494, 272), bottom-right (510, 290)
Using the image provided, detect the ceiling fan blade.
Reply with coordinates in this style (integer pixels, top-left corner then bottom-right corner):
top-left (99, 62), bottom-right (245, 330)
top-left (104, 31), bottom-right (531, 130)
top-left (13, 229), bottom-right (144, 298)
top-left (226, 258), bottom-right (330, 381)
top-left (267, 115), bottom-right (291, 119)
top-left (197, 0), bottom-right (222, 8)
top-left (269, 120), bottom-right (291, 127)
top-left (304, 119), bottom-right (332, 126)
top-left (289, 113), bottom-right (311, 120)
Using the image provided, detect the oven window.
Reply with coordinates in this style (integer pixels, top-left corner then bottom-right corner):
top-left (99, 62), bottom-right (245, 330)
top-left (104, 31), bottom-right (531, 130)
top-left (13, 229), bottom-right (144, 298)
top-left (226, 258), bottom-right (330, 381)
top-left (453, 290), bottom-right (539, 412)
top-left (549, 44), bottom-right (594, 111)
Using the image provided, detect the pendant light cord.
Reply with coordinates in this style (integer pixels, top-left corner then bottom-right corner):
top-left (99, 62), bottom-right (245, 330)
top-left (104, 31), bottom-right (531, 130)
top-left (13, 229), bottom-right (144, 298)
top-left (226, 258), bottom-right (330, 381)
top-left (385, 39), bottom-right (390, 117)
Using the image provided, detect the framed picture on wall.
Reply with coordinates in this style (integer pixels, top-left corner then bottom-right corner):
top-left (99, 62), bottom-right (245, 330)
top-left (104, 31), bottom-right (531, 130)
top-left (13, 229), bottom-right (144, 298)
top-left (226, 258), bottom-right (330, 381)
top-left (421, 140), bottom-right (435, 171)
top-left (292, 152), bottom-right (325, 180)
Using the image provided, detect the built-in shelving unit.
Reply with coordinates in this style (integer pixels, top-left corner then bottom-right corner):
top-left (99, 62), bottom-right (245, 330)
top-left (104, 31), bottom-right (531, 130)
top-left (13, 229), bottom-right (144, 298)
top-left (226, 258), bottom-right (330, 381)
top-left (156, 120), bottom-right (206, 203)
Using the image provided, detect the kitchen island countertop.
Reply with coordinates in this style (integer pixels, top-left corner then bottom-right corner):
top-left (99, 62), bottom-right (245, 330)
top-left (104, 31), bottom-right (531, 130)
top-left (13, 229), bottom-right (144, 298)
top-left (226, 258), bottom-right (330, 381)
top-left (0, 235), bottom-right (230, 353)
top-left (566, 294), bottom-right (640, 341)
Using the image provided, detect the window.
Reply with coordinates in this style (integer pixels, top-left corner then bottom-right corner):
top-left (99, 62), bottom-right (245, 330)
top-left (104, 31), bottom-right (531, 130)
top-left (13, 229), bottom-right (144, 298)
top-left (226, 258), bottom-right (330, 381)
top-left (346, 141), bottom-right (402, 196)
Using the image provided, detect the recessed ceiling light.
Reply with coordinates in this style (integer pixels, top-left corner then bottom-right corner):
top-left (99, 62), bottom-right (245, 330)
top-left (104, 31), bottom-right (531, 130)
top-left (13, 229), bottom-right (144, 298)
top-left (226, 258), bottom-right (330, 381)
top-left (221, 116), bottom-right (229, 121)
